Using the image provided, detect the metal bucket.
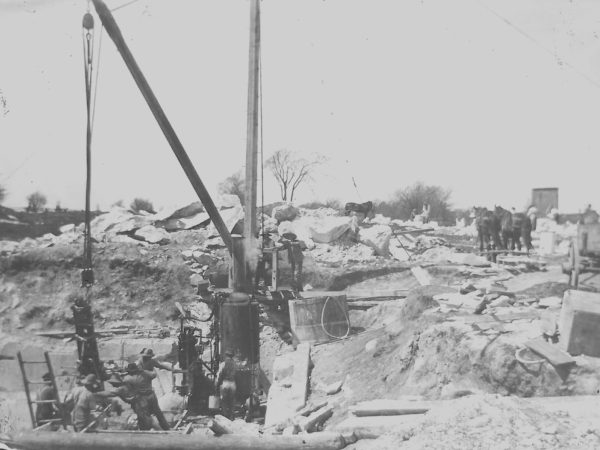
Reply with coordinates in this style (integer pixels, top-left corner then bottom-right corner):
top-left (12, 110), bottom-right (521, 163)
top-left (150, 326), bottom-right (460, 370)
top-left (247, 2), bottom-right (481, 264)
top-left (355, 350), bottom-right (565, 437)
top-left (289, 295), bottom-right (350, 344)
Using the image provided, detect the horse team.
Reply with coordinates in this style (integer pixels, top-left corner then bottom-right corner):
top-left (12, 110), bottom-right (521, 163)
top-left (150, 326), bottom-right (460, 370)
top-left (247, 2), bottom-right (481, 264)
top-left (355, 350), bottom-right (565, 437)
top-left (473, 206), bottom-right (535, 253)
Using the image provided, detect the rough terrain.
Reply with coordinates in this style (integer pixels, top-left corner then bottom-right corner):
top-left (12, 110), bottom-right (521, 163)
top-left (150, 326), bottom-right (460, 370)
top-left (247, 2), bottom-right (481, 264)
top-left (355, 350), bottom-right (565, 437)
top-left (2, 201), bottom-right (600, 449)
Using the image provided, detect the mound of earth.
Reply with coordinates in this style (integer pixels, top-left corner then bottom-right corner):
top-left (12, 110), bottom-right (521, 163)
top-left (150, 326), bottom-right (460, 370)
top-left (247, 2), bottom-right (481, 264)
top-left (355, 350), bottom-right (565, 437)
top-left (0, 235), bottom-right (204, 335)
top-left (313, 286), bottom-right (600, 428)
top-left (351, 394), bottom-right (600, 450)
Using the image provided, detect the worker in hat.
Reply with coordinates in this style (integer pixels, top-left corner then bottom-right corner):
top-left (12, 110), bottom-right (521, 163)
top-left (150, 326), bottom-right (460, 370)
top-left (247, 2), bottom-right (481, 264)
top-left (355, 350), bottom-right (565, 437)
top-left (137, 348), bottom-right (173, 373)
top-left (137, 349), bottom-right (172, 430)
top-left (216, 349), bottom-right (237, 420)
top-left (69, 374), bottom-right (99, 431)
top-left (95, 372), bottom-right (131, 417)
top-left (123, 361), bottom-right (169, 430)
top-left (278, 234), bottom-right (306, 292)
top-left (35, 373), bottom-right (59, 429)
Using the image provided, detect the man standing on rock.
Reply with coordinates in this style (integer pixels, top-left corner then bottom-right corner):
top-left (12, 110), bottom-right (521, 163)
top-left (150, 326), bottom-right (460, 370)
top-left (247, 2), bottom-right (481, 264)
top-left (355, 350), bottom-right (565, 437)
top-left (216, 349), bottom-right (237, 420)
top-left (132, 349), bottom-right (172, 430)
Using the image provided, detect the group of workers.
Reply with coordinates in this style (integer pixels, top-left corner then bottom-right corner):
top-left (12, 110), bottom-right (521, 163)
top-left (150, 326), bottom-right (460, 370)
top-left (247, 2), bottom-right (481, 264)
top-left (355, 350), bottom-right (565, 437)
top-left (36, 347), bottom-right (239, 431)
top-left (36, 348), bottom-right (173, 431)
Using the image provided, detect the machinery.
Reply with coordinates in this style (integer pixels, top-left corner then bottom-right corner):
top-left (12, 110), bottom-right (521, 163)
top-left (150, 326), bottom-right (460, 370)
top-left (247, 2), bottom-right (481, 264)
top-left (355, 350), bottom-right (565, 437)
top-left (19, 0), bottom-right (264, 436)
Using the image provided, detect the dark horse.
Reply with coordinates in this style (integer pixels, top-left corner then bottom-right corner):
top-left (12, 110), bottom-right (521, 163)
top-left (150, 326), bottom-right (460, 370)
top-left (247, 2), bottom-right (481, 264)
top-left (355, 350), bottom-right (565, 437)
top-left (511, 212), bottom-right (533, 251)
top-left (494, 206), bottom-right (513, 250)
top-left (473, 207), bottom-right (501, 254)
top-left (344, 201), bottom-right (373, 216)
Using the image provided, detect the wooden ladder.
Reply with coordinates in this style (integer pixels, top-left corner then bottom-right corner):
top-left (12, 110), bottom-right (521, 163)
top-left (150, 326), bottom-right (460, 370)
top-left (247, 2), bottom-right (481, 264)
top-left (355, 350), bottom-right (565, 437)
top-left (16, 351), bottom-right (67, 430)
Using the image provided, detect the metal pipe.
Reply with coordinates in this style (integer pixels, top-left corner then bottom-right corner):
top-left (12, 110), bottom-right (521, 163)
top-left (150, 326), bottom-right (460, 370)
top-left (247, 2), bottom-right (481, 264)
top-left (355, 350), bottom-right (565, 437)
top-left (4, 431), bottom-right (347, 450)
top-left (90, 0), bottom-right (232, 253)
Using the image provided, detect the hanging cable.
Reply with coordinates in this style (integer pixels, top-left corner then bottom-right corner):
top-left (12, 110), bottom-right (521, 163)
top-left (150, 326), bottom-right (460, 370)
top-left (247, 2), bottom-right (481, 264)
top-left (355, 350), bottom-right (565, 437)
top-left (321, 296), bottom-right (351, 340)
top-left (81, 12), bottom-right (95, 288)
top-left (90, 26), bottom-right (103, 133)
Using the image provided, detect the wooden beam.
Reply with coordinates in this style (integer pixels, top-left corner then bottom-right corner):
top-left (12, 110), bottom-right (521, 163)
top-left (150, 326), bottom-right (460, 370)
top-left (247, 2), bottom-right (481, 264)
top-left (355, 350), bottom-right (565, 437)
top-left (525, 337), bottom-right (575, 367)
top-left (298, 406), bottom-right (333, 432)
top-left (271, 250), bottom-right (279, 291)
top-left (349, 400), bottom-right (431, 417)
top-left (90, 0), bottom-right (232, 253)
top-left (392, 228), bottom-right (434, 235)
top-left (6, 431), bottom-right (348, 450)
top-left (333, 414), bottom-right (425, 440)
top-left (81, 405), bottom-right (112, 433)
top-left (243, 0), bottom-right (260, 268)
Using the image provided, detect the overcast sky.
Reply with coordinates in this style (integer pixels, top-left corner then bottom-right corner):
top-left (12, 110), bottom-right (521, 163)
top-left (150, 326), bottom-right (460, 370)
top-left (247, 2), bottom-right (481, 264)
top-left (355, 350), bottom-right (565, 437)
top-left (1, 0), bottom-right (599, 213)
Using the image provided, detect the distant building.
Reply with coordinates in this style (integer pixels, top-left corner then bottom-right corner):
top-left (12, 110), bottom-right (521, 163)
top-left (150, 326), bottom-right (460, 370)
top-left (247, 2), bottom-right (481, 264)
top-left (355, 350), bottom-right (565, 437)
top-left (531, 188), bottom-right (558, 215)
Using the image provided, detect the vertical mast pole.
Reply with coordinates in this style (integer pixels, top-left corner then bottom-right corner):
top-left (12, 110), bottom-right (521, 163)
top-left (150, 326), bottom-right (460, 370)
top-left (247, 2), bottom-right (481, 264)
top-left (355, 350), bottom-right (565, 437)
top-left (244, 0), bottom-right (261, 286)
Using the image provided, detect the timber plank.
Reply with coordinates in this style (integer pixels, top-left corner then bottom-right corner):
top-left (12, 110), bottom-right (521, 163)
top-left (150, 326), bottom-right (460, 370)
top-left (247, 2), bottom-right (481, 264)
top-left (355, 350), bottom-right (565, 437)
top-left (525, 337), bottom-right (575, 367)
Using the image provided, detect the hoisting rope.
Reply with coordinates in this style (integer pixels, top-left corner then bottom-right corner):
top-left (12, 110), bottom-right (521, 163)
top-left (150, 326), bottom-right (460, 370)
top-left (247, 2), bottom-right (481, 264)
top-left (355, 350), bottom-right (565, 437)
top-left (76, 7), bottom-right (106, 385)
top-left (81, 11), bottom-right (95, 288)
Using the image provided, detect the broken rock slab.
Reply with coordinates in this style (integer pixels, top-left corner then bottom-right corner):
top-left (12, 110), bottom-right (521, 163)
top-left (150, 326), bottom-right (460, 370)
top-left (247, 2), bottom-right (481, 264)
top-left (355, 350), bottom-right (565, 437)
top-left (411, 266), bottom-right (433, 286)
top-left (264, 343), bottom-right (311, 428)
top-left (153, 201), bottom-right (204, 221)
top-left (358, 225), bottom-right (392, 256)
top-left (325, 380), bottom-right (343, 395)
top-left (272, 203), bottom-right (299, 223)
top-left (208, 205), bottom-right (244, 235)
top-left (59, 223), bottom-right (76, 234)
top-left (90, 207), bottom-right (135, 236)
top-left (539, 296), bottom-right (562, 309)
top-left (134, 225), bottom-right (170, 244)
top-left (389, 242), bottom-right (410, 262)
top-left (179, 212), bottom-right (210, 229)
top-left (109, 214), bottom-right (155, 234)
top-left (448, 252), bottom-right (490, 267)
top-left (305, 216), bottom-right (352, 244)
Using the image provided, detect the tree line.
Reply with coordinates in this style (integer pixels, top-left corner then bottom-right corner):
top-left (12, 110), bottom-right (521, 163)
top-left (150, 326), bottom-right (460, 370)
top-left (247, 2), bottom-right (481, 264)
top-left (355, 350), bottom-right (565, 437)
top-left (1, 149), bottom-right (457, 223)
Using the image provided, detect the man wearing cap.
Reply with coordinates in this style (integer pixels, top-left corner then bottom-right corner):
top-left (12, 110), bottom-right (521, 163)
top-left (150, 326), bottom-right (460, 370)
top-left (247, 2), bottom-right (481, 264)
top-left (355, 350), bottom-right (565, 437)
top-left (137, 348), bottom-right (172, 372)
top-left (96, 372), bottom-right (131, 417)
top-left (69, 374), bottom-right (98, 431)
top-left (216, 350), bottom-right (237, 420)
top-left (35, 373), bottom-right (59, 428)
top-left (123, 362), bottom-right (169, 430)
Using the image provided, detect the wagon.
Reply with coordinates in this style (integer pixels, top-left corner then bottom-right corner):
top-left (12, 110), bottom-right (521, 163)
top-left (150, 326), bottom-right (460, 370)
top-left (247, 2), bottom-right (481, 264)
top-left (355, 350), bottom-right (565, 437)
top-left (563, 221), bottom-right (600, 289)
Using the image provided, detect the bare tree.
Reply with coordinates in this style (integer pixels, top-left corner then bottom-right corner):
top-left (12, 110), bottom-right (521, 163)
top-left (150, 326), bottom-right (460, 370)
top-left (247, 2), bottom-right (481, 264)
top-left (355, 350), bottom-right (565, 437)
top-left (218, 170), bottom-right (245, 204)
top-left (130, 198), bottom-right (155, 214)
top-left (266, 149), bottom-right (325, 202)
top-left (26, 191), bottom-right (47, 212)
top-left (378, 182), bottom-right (453, 223)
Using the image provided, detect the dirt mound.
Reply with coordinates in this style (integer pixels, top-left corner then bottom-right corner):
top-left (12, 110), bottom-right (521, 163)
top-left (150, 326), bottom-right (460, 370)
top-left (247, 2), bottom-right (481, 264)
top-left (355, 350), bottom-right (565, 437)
top-left (0, 241), bottom-right (197, 334)
top-left (313, 309), bottom-right (600, 429)
top-left (355, 394), bottom-right (600, 449)
top-left (351, 286), bottom-right (451, 330)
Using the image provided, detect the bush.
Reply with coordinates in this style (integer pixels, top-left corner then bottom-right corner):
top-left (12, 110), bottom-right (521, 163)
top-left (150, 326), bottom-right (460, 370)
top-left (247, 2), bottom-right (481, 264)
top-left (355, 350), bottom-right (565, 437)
top-left (218, 171), bottom-right (245, 204)
top-left (130, 198), bottom-right (155, 214)
top-left (26, 191), bottom-right (47, 212)
top-left (379, 182), bottom-right (453, 223)
top-left (0, 184), bottom-right (6, 205)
